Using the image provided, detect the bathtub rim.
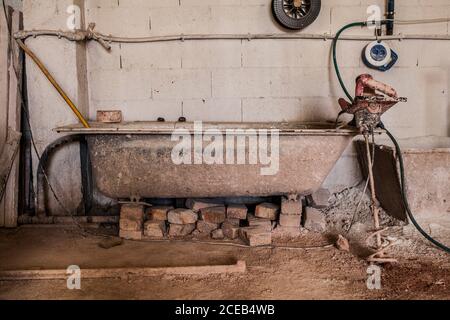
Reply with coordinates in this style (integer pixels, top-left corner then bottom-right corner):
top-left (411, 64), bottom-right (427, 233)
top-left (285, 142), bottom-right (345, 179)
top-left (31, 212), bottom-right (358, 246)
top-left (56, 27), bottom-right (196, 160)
top-left (55, 121), bottom-right (365, 136)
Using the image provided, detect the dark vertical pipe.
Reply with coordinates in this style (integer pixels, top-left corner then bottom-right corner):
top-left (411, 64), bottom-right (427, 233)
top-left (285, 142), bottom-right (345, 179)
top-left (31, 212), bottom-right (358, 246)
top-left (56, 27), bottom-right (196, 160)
top-left (386, 0), bottom-right (395, 36)
top-left (19, 62), bottom-right (35, 215)
top-left (79, 137), bottom-right (93, 215)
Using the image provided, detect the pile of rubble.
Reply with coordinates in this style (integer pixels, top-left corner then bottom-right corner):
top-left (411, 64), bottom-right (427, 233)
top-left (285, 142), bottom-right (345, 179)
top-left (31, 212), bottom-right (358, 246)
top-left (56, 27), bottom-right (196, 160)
top-left (119, 189), bottom-right (330, 246)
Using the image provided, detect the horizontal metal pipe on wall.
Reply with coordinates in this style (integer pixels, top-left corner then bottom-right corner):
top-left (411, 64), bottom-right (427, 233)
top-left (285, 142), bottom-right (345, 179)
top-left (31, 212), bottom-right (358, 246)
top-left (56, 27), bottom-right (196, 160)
top-left (15, 30), bottom-right (450, 48)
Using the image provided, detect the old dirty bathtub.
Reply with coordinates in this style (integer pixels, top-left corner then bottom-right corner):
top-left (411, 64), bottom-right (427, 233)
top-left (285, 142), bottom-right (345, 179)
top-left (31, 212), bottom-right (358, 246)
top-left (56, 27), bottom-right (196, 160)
top-left (56, 122), bottom-right (359, 199)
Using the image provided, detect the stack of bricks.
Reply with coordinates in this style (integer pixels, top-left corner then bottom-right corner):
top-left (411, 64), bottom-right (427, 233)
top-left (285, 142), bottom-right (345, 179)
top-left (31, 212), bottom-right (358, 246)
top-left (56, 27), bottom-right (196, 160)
top-left (119, 204), bottom-right (145, 240)
top-left (188, 200), bottom-right (248, 241)
top-left (278, 195), bottom-right (303, 232)
top-left (223, 204), bottom-right (247, 240)
top-left (187, 200), bottom-right (222, 238)
top-left (199, 206), bottom-right (226, 239)
top-left (168, 208), bottom-right (198, 237)
top-left (118, 193), bottom-right (330, 245)
top-left (239, 203), bottom-right (279, 247)
top-left (304, 189), bottom-right (330, 233)
top-left (144, 206), bottom-right (172, 238)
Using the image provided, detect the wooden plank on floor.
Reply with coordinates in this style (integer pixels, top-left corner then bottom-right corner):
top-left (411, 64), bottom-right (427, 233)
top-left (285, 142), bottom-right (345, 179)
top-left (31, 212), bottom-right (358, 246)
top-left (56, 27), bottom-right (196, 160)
top-left (0, 7), bottom-right (23, 228)
top-left (0, 261), bottom-right (247, 280)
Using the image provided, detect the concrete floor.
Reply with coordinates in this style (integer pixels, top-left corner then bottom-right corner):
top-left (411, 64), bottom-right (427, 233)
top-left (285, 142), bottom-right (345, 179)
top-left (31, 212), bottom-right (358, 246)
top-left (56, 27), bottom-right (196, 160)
top-left (0, 226), bottom-right (449, 300)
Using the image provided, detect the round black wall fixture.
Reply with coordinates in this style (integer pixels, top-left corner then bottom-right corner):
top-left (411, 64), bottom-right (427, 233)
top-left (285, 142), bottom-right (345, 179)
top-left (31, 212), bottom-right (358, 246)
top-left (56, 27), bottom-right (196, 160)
top-left (272, 0), bottom-right (321, 30)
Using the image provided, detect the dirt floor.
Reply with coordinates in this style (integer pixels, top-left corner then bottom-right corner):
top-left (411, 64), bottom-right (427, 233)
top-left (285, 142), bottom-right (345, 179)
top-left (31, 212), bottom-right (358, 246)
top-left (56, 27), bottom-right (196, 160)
top-left (0, 224), bottom-right (449, 300)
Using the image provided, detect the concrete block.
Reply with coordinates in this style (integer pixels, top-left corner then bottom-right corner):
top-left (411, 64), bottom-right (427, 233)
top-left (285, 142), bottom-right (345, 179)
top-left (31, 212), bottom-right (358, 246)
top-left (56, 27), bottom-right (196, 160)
top-left (222, 220), bottom-right (240, 239)
top-left (269, 67), bottom-right (331, 98)
top-left (279, 214), bottom-right (301, 228)
top-left (144, 221), bottom-right (167, 238)
top-left (120, 204), bottom-right (145, 231)
top-left (304, 207), bottom-right (327, 233)
top-left (120, 219), bottom-right (143, 232)
top-left (200, 206), bottom-right (226, 224)
top-left (148, 6), bottom-right (212, 36)
top-left (211, 229), bottom-right (225, 240)
top-left (227, 204), bottom-right (248, 220)
top-left (151, 69), bottom-right (211, 99)
top-left (86, 7), bottom-right (152, 38)
top-left (168, 209), bottom-right (198, 225)
top-left (239, 227), bottom-right (272, 247)
top-left (216, 67), bottom-right (331, 100)
top-left (86, 42), bottom-right (121, 71)
top-left (182, 99), bottom-right (243, 122)
top-left (419, 41), bottom-right (450, 68)
top-left (308, 189), bottom-right (331, 208)
top-left (120, 42), bottom-right (182, 70)
top-left (92, 98), bottom-right (183, 122)
top-left (298, 97), bottom-right (342, 122)
top-left (23, 0), bottom-right (68, 29)
top-left (181, 40), bottom-right (242, 69)
top-left (255, 203), bottom-right (279, 221)
top-left (212, 68), bottom-right (271, 99)
top-left (242, 39), bottom-right (360, 69)
top-left (208, 5), bottom-right (250, 34)
top-left (242, 98), bottom-right (302, 122)
top-left (281, 196), bottom-right (303, 215)
top-left (242, 40), bottom-right (302, 68)
top-left (89, 69), bottom-right (152, 101)
top-left (149, 206), bottom-right (173, 221)
top-left (169, 223), bottom-right (196, 237)
top-left (197, 220), bottom-right (220, 234)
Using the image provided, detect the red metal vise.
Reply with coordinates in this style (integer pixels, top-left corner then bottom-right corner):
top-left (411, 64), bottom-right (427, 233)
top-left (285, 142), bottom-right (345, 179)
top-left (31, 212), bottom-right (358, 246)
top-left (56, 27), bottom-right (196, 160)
top-left (338, 74), bottom-right (407, 133)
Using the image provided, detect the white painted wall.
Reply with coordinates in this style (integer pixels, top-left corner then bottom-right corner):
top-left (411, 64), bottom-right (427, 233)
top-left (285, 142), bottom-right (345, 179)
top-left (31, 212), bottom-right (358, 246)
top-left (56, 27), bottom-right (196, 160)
top-left (22, 0), bottom-right (450, 214)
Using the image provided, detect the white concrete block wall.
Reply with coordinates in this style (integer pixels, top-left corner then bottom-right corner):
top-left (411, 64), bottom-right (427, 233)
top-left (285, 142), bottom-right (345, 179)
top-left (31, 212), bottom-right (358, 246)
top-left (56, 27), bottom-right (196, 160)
top-left (23, 0), bottom-right (450, 213)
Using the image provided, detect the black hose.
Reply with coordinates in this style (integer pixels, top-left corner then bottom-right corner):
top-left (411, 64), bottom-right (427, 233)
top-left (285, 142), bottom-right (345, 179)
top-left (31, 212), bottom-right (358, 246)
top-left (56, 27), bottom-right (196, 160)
top-left (332, 22), bottom-right (450, 254)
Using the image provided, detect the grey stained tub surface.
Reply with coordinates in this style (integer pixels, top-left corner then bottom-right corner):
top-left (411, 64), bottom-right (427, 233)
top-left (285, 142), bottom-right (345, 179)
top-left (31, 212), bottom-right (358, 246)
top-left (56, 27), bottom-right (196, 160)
top-left (56, 121), bottom-right (360, 199)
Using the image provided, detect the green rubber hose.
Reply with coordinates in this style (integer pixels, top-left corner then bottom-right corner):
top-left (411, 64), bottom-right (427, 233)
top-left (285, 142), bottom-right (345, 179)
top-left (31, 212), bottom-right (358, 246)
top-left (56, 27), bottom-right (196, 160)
top-left (332, 21), bottom-right (367, 102)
